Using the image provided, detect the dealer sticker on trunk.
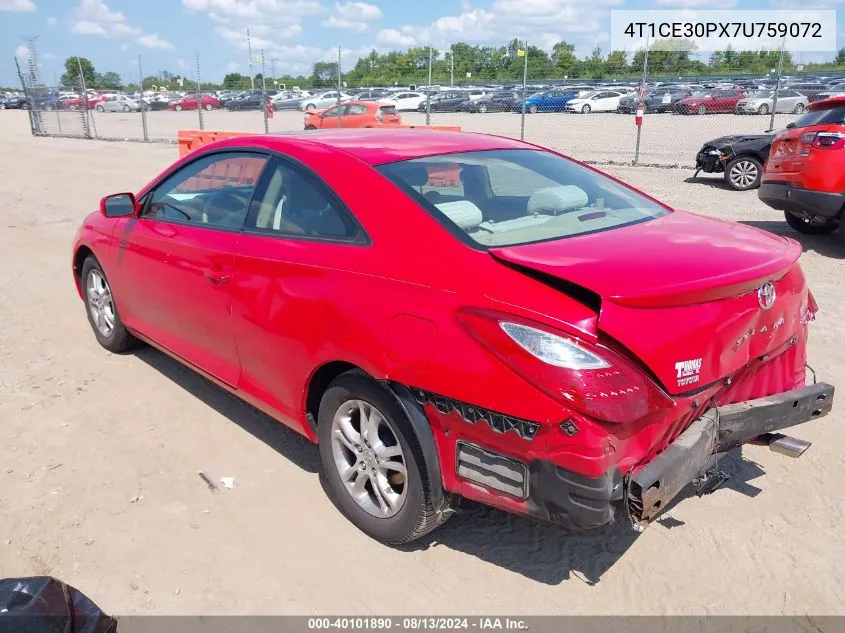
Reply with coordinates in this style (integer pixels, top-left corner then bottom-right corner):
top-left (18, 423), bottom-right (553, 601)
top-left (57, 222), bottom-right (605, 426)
top-left (675, 358), bottom-right (703, 387)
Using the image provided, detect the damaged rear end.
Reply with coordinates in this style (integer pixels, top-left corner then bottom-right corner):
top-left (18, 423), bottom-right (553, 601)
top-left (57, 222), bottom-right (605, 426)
top-left (488, 210), bottom-right (835, 531)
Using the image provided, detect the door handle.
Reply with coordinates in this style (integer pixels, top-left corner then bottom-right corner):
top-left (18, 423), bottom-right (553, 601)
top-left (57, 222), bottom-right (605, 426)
top-left (204, 270), bottom-right (231, 285)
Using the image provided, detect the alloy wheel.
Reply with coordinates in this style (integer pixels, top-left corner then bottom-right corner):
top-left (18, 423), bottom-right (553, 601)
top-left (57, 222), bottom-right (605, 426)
top-left (729, 159), bottom-right (759, 189)
top-left (86, 269), bottom-right (115, 337)
top-left (330, 399), bottom-right (407, 518)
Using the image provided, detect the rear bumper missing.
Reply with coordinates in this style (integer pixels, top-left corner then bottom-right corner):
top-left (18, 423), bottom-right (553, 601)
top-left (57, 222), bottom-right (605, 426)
top-left (626, 382), bottom-right (834, 529)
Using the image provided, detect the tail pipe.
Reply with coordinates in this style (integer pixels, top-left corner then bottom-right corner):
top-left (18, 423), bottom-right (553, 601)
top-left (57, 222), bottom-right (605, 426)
top-left (755, 432), bottom-right (813, 458)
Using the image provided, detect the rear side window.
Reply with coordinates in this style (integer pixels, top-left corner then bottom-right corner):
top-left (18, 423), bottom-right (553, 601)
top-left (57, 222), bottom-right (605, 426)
top-left (245, 158), bottom-right (362, 241)
top-left (792, 106), bottom-right (845, 128)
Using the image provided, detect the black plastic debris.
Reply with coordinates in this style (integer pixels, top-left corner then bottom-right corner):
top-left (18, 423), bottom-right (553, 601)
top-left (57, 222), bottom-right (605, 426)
top-left (0, 576), bottom-right (117, 633)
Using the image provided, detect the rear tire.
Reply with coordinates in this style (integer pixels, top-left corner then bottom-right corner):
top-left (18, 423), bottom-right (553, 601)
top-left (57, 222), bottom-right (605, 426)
top-left (317, 371), bottom-right (453, 545)
top-left (122, 105), bottom-right (130, 112)
top-left (205, 103), bottom-right (213, 111)
top-left (528, 104), bottom-right (538, 114)
top-left (175, 104), bottom-right (182, 111)
top-left (784, 211), bottom-right (840, 235)
top-left (697, 104), bottom-right (707, 115)
top-left (96, 105), bottom-right (104, 112)
top-left (80, 256), bottom-right (140, 353)
top-left (793, 103), bottom-right (805, 114)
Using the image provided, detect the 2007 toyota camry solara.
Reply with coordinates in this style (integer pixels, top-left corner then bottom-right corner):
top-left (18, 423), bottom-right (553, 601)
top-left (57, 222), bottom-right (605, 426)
top-left (72, 129), bottom-right (835, 544)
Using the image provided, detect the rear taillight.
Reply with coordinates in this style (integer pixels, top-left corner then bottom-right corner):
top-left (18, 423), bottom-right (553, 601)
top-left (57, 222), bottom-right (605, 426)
top-left (457, 308), bottom-right (673, 424)
top-left (812, 132), bottom-right (845, 149)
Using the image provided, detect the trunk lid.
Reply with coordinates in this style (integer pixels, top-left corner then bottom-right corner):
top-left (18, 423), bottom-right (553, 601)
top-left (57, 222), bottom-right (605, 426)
top-left (490, 211), bottom-right (807, 395)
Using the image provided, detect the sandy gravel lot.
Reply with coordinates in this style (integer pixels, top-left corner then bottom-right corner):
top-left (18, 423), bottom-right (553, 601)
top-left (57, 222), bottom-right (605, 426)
top-left (32, 106), bottom-right (799, 167)
top-left (1, 109), bottom-right (844, 616)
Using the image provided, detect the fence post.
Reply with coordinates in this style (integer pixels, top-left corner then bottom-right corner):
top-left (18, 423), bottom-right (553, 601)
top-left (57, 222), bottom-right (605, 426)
top-left (633, 36), bottom-right (650, 165)
top-left (426, 46), bottom-right (432, 125)
top-left (77, 57), bottom-right (95, 139)
top-left (769, 38), bottom-right (786, 132)
top-left (519, 42), bottom-right (528, 141)
top-left (337, 46), bottom-right (342, 128)
top-left (260, 49), bottom-right (269, 134)
top-left (196, 52), bottom-right (204, 130)
top-left (138, 55), bottom-right (149, 141)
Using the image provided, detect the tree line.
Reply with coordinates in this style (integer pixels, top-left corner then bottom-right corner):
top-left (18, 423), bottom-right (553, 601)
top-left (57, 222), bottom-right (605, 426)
top-left (45, 41), bottom-right (845, 92)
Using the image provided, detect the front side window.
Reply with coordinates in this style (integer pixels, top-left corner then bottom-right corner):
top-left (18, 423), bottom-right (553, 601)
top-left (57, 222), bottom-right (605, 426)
top-left (145, 152), bottom-right (267, 229)
top-left (377, 149), bottom-right (669, 248)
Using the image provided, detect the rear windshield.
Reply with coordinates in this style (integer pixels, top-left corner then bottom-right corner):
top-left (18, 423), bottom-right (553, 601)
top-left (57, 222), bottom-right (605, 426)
top-left (378, 105), bottom-right (397, 115)
top-left (791, 106), bottom-right (845, 128)
top-left (377, 149), bottom-right (669, 248)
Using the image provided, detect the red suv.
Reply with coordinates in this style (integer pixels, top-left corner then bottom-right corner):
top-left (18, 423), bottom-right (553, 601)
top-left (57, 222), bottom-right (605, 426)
top-left (759, 96), bottom-right (845, 234)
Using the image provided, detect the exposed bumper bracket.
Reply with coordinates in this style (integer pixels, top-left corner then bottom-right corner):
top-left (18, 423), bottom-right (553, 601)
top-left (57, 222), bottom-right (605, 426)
top-left (626, 382), bottom-right (835, 530)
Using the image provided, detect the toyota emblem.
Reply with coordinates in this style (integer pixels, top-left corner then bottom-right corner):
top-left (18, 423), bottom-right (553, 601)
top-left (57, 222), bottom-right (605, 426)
top-left (757, 282), bottom-right (776, 310)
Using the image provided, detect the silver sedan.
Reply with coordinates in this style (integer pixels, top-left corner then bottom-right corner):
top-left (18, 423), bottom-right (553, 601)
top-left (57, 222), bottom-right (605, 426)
top-left (734, 89), bottom-right (808, 115)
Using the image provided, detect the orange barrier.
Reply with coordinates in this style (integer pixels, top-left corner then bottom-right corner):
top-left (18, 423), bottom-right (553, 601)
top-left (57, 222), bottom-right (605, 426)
top-left (177, 125), bottom-right (462, 156)
top-left (177, 129), bottom-right (254, 157)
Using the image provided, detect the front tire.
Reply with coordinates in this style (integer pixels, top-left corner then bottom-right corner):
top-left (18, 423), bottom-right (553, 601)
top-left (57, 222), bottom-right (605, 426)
top-left (318, 372), bottom-right (453, 544)
top-left (581, 104), bottom-right (591, 114)
top-left (123, 105), bottom-right (130, 112)
top-left (784, 211), bottom-right (840, 235)
top-left (96, 105), bottom-right (104, 112)
top-left (205, 103), bottom-right (213, 111)
top-left (697, 104), bottom-right (707, 115)
top-left (725, 156), bottom-right (762, 191)
top-left (757, 104), bottom-right (769, 115)
top-left (175, 104), bottom-right (183, 111)
top-left (793, 103), bottom-right (805, 114)
top-left (80, 256), bottom-right (139, 353)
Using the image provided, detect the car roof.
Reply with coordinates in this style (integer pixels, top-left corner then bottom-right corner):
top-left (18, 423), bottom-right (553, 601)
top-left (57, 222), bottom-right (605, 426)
top-left (216, 129), bottom-right (531, 165)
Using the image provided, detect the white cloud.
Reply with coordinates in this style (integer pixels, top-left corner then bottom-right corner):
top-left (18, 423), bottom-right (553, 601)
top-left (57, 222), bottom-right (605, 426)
top-left (77, 0), bottom-right (125, 22)
top-left (177, 58), bottom-right (189, 70)
top-left (71, 20), bottom-right (108, 35)
top-left (374, 0), bottom-right (621, 56)
top-left (42, 52), bottom-right (56, 60)
top-left (69, 0), bottom-right (173, 53)
top-left (655, 0), bottom-right (736, 7)
top-left (322, 1), bottom-right (381, 31)
top-left (377, 28), bottom-right (417, 46)
top-left (0, 0), bottom-right (36, 12)
top-left (14, 44), bottom-right (30, 58)
top-left (137, 33), bottom-right (175, 50)
top-left (183, 0), bottom-right (326, 19)
top-left (46, 16), bottom-right (57, 26)
top-left (226, 61), bottom-right (240, 72)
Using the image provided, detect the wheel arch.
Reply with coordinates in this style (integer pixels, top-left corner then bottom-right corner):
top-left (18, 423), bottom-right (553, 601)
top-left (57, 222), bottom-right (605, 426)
top-left (303, 361), bottom-right (445, 508)
top-left (72, 244), bottom-right (96, 297)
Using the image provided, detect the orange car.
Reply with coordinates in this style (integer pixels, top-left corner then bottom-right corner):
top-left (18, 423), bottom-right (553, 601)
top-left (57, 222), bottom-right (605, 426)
top-left (304, 100), bottom-right (400, 129)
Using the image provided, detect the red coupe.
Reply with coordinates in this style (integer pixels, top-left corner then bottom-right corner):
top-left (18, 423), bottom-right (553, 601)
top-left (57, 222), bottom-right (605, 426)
top-left (71, 130), bottom-right (834, 544)
top-left (169, 95), bottom-right (220, 111)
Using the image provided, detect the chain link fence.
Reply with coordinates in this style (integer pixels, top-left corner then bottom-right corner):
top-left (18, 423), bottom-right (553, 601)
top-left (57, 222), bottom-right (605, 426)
top-left (13, 49), bottom-right (834, 169)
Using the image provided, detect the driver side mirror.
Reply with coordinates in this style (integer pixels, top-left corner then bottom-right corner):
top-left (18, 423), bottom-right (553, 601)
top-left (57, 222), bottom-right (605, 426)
top-left (100, 192), bottom-right (138, 218)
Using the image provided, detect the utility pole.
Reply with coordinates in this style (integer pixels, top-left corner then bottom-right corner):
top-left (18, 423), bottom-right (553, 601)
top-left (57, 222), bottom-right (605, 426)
top-left (450, 52), bottom-right (454, 87)
top-left (247, 28), bottom-right (255, 89)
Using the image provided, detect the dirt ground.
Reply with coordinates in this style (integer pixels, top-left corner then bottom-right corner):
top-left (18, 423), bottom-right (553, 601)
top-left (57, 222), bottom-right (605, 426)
top-left (1, 109), bottom-right (844, 616)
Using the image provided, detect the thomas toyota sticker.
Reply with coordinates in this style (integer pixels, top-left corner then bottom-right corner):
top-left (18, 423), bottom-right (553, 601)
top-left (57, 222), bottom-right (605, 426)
top-left (675, 358), bottom-right (703, 387)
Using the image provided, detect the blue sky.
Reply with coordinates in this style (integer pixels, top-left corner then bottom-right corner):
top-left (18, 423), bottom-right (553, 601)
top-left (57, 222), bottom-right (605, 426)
top-left (2, 0), bottom-right (843, 87)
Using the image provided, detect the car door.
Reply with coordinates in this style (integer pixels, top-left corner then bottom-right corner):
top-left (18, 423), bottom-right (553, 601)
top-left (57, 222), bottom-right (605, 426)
top-left (342, 103), bottom-right (368, 127)
top-left (319, 105), bottom-right (342, 128)
top-left (115, 151), bottom-right (269, 386)
top-left (230, 156), bottom-right (369, 423)
top-left (775, 89), bottom-right (796, 113)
